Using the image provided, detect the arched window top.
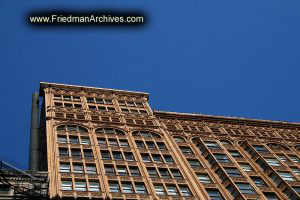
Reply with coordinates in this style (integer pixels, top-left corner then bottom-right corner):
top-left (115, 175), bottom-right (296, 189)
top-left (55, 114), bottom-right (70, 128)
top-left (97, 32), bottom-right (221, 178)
top-left (57, 125), bottom-right (88, 132)
top-left (267, 143), bottom-right (290, 150)
top-left (95, 128), bottom-right (125, 135)
top-left (219, 140), bottom-right (233, 146)
top-left (173, 136), bottom-right (186, 143)
top-left (132, 131), bottom-right (161, 138)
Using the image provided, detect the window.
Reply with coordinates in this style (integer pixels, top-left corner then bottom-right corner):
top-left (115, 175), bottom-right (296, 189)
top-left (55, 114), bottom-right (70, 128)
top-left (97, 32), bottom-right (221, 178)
top-left (157, 142), bottom-right (166, 150)
top-left (154, 184), bottom-right (166, 195)
top-left (105, 165), bottom-right (115, 175)
top-left (291, 167), bottom-right (300, 176)
top-left (124, 152), bottom-right (134, 161)
top-left (61, 181), bottom-right (72, 191)
top-left (73, 164), bottom-right (84, 173)
top-left (204, 141), bottom-right (220, 150)
top-left (164, 155), bottom-right (174, 163)
top-left (206, 189), bottom-right (224, 200)
top-left (122, 182), bottom-right (133, 193)
top-left (167, 185), bottom-right (179, 196)
top-left (278, 172), bottom-right (297, 182)
top-left (83, 150), bottom-right (93, 158)
top-left (86, 164), bottom-right (97, 174)
top-left (289, 156), bottom-right (300, 163)
top-left (119, 139), bottom-right (129, 147)
top-left (251, 177), bottom-right (267, 187)
top-left (129, 166), bottom-right (140, 176)
top-left (229, 151), bottom-right (242, 158)
top-left (256, 159), bottom-right (268, 171)
top-left (80, 137), bottom-right (90, 145)
top-left (187, 159), bottom-right (201, 167)
top-left (108, 139), bottom-right (118, 146)
top-left (135, 141), bottom-right (145, 148)
top-left (152, 154), bottom-right (163, 163)
top-left (278, 155), bottom-right (288, 162)
top-left (179, 185), bottom-right (191, 196)
top-left (59, 148), bottom-right (68, 157)
top-left (214, 154), bottom-right (230, 163)
top-left (69, 137), bottom-right (79, 144)
top-left (71, 149), bottom-right (81, 158)
top-left (132, 131), bottom-right (161, 138)
top-left (263, 192), bottom-right (279, 200)
top-left (292, 186), bottom-right (300, 194)
top-left (75, 181), bottom-right (86, 191)
top-left (148, 168), bottom-right (159, 178)
top-left (283, 188), bottom-right (298, 200)
top-left (117, 166), bottom-right (128, 176)
top-left (253, 145), bottom-right (269, 153)
top-left (135, 183), bottom-right (147, 194)
top-left (109, 181), bottom-right (120, 193)
top-left (220, 140), bottom-right (232, 146)
top-left (174, 137), bottom-right (185, 143)
top-left (101, 151), bottom-right (111, 160)
top-left (113, 152), bottom-right (123, 160)
top-left (95, 128), bottom-right (125, 135)
top-left (269, 172), bottom-right (283, 186)
top-left (146, 141), bottom-right (155, 149)
top-left (159, 169), bottom-right (171, 178)
top-left (89, 181), bottom-right (100, 192)
top-left (239, 163), bottom-right (253, 172)
top-left (180, 146), bottom-right (194, 155)
top-left (265, 158), bottom-right (281, 166)
top-left (224, 168), bottom-right (242, 177)
top-left (98, 138), bottom-right (106, 145)
top-left (226, 184), bottom-right (239, 198)
top-left (57, 136), bottom-right (67, 144)
top-left (197, 173), bottom-right (212, 183)
top-left (60, 163), bottom-right (70, 173)
top-left (171, 169), bottom-right (183, 179)
top-left (236, 183), bottom-right (256, 194)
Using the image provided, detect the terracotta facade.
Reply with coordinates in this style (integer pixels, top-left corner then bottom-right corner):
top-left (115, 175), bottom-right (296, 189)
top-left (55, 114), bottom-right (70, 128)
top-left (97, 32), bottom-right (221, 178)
top-left (39, 82), bottom-right (300, 200)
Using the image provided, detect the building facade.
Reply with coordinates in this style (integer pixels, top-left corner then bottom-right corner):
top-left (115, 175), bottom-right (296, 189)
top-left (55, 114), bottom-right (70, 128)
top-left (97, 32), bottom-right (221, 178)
top-left (37, 82), bottom-right (300, 200)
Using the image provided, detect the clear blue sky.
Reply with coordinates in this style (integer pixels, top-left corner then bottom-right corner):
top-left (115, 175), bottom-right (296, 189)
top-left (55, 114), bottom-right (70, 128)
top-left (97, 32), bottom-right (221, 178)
top-left (1, 1), bottom-right (300, 169)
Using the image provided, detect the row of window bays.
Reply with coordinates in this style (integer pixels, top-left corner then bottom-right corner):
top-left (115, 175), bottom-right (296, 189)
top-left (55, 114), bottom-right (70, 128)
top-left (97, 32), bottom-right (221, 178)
top-left (55, 125), bottom-right (300, 198)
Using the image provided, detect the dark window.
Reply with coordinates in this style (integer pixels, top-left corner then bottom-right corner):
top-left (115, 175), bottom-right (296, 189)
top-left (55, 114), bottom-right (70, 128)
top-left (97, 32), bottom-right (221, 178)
top-left (236, 183), bottom-right (256, 194)
top-left (214, 154), bottom-right (230, 163)
top-left (124, 152), bottom-right (134, 161)
top-left (101, 151), bottom-right (111, 160)
top-left (206, 189), bottom-right (224, 200)
top-left (109, 181), bottom-right (120, 193)
top-left (83, 150), bottom-right (93, 158)
top-left (164, 155), bottom-right (174, 163)
top-left (197, 173), bottom-right (212, 183)
top-left (159, 168), bottom-right (171, 178)
top-left (224, 168), bottom-right (243, 177)
top-left (171, 169), bottom-right (183, 179)
top-left (251, 177), bottom-right (267, 187)
top-left (129, 166), bottom-right (140, 176)
top-left (105, 165), bottom-right (115, 175)
top-left (113, 152), bottom-right (123, 160)
top-left (180, 146), bottom-right (194, 155)
top-left (147, 168), bottom-right (159, 178)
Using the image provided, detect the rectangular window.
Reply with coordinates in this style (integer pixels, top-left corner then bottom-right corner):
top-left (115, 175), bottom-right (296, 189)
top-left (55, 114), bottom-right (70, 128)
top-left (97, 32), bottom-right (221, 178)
top-left (229, 151), bottom-right (243, 158)
top-left (113, 152), bottom-right (123, 160)
top-left (101, 151), bottom-right (111, 160)
top-left (224, 168), bottom-right (243, 177)
top-left (180, 146), bottom-right (194, 155)
top-left (83, 150), bottom-right (93, 158)
top-left (251, 177), bottom-right (267, 187)
top-left (71, 149), bottom-right (81, 158)
top-left (265, 158), bottom-right (281, 166)
top-left (89, 181), bottom-right (100, 192)
top-left (119, 139), bottom-right (129, 147)
top-left (291, 167), bottom-right (300, 175)
top-left (197, 173), bottom-right (212, 183)
top-left (289, 156), bottom-right (300, 163)
top-left (159, 168), bottom-right (171, 178)
top-left (171, 169), bottom-right (183, 179)
top-left (206, 189), bottom-right (224, 199)
top-left (157, 142), bottom-right (166, 150)
top-left (86, 164), bottom-right (97, 174)
top-left (214, 154), bottom-right (230, 163)
top-left (98, 138), bottom-right (106, 145)
top-left (141, 154), bottom-right (151, 162)
top-left (135, 183), bottom-right (147, 194)
top-left (122, 182), bottom-right (133, 193)
top-left (204, 141), bottom-right (220, 150)
top-left (117, 166), bottom-right (128, 176)
top-left (147, 168), bottom-right (159, 178)
top-left (269, 172), bottom-right (283, 186)
top-left (239, 163), bottom-right (253, 172)
top-left (69, 137), bottom-right (79, 144)
top-left (57, 136), bottom-right (67, 144)
top-left (60, 163), bottom-right (70, 173)
top-left (154, 184), bottom-right (166, 195)
top-left (167, 185), bottom-right (179, 196)
top-left (164, 155), bottom-right (174, 163)
top-left (135, 141), bottom-right (145, 148)
top-left (146, 141), bottom-right (155, 149)
top-left (179, 185), bottom-right (191, 196)
top-left (278, 155), bottom-right (288, 162)
top-left (108, 139), bottom-right (118, 146)
top-left (236, 183), bottom-right (256, 194)
top-left (80, 137), bottom-right (90, 145)
top-left (129, 166), bottom-right (140, 176)
top-left (253, 145), bottom-right (269, 153)
top-left (105, 165), bottom-right (115, 175)
top-left (152, 154), bottom-right (163, 163)
top-left (73, 164), bottom-right (84, 173)
top-left (109, 181), bottom-right (120, 193)
top-left (61, 181), bottom-right (72, 191)
top-left (263, 192), bottom-right (279, 200)
top-left (124, 152), bottom-right (135, 161)
top-left (59, 148), bottom-right (69, 157)
top-left (75, 181), bottom-right (86, 191)
top-left (187, 159), bottom-right (201, 167)
top-left (278, 172), bottom-right (297, 182)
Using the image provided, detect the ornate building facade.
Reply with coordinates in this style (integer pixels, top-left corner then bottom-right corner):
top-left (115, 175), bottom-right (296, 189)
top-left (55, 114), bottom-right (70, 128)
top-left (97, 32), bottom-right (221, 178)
top-left (37, 82), bottom-right (300, 200)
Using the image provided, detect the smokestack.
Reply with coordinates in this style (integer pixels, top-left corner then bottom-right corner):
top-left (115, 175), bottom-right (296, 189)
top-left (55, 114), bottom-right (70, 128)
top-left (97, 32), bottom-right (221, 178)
top-left (29, 92), bottom-right (39, 171)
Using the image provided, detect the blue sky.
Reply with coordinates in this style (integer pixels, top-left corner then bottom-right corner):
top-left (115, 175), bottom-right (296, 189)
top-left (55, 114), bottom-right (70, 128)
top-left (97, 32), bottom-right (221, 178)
top-left (1, 1), bottom-right (300, 169)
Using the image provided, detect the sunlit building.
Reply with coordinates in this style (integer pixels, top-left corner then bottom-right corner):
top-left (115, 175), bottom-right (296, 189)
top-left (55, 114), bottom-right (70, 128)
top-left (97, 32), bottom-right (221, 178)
top-left (29, 82), bottom-right (300, 200)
